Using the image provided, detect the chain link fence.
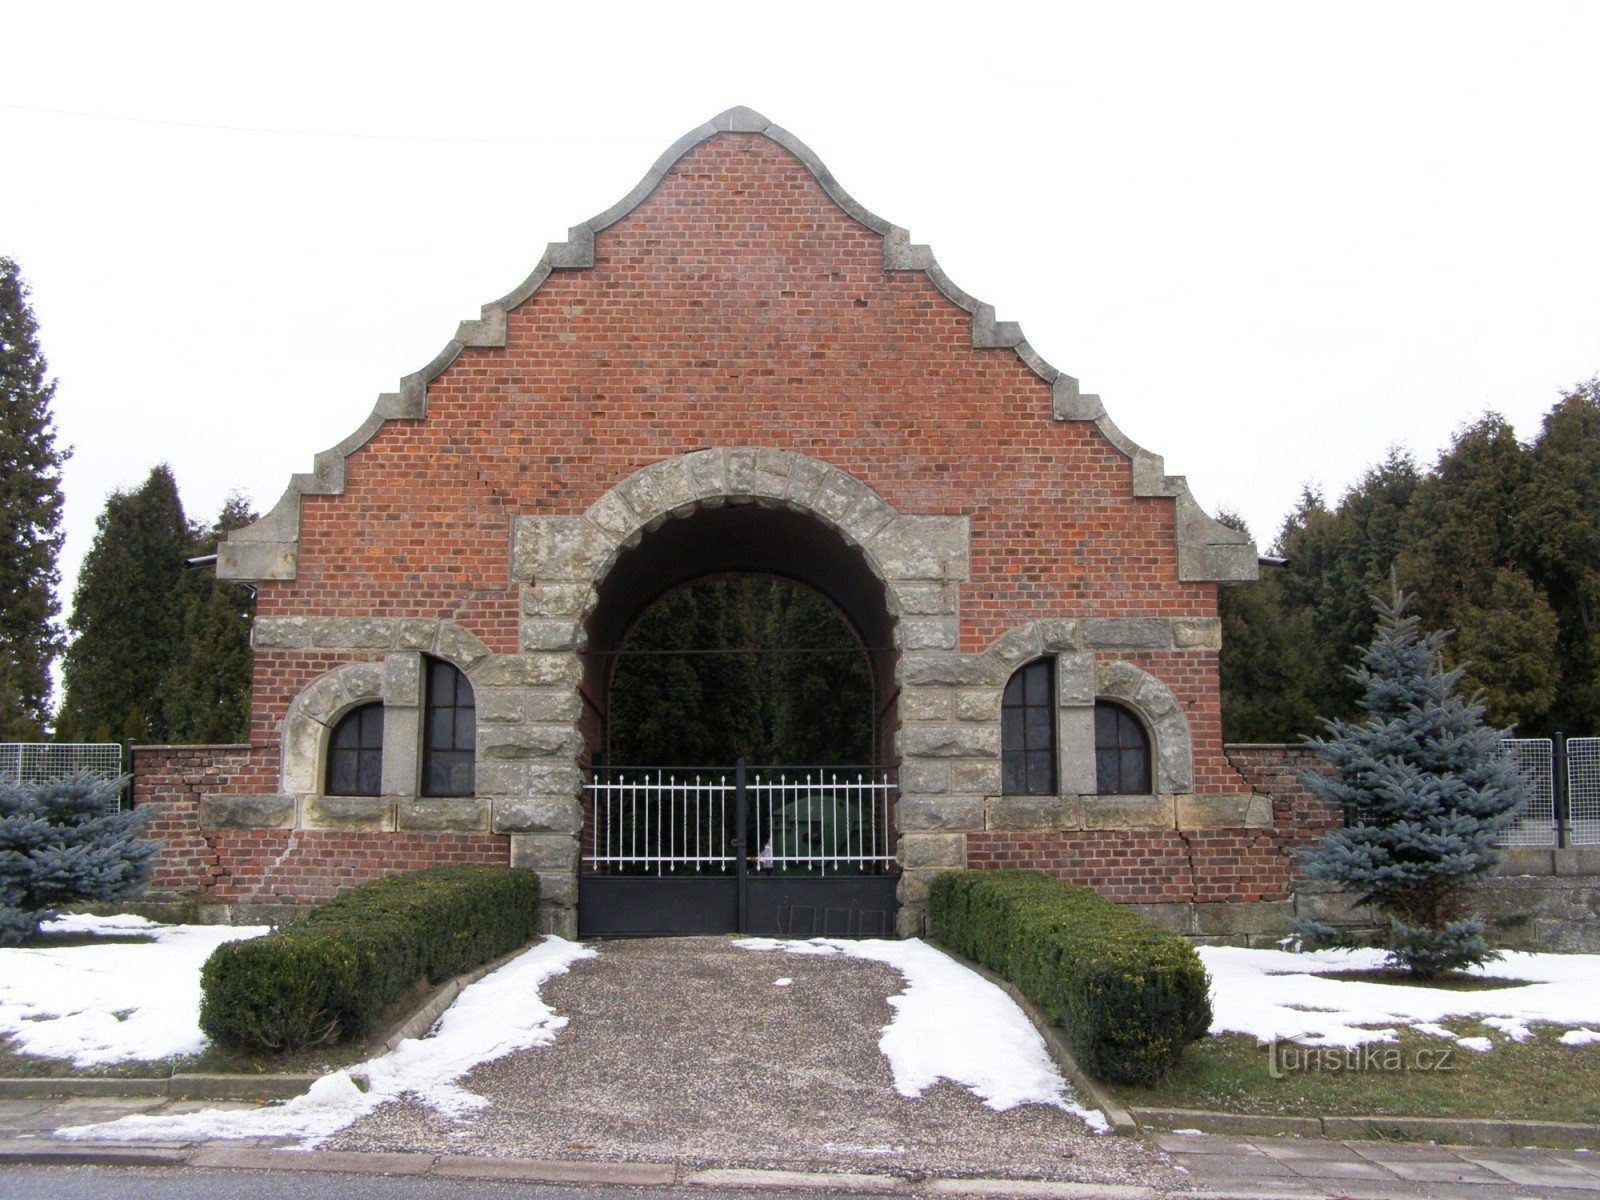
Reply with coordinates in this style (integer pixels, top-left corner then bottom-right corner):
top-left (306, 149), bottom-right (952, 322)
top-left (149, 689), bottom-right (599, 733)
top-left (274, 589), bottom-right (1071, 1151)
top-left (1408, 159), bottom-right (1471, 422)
top-left (1496, 736), bottom-right (1599, 848)
top-left (1569, 737), bottom-right (1600, 846)
top-left (1498, 738), bottom-right (1557, 846)
top-left (0, 743), bottom-right (126, 811)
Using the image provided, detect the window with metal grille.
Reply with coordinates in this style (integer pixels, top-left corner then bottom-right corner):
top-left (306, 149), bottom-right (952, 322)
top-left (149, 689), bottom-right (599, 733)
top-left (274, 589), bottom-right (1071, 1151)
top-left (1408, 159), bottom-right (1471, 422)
top-left (424, 658), bottom-right (475, 797)
top-left (1002, 659), bottom-right (1055, 795)
top-left (1095, 701), bottom-right (1151, 795)
top-left (326, 703), bottom-right (384, 796)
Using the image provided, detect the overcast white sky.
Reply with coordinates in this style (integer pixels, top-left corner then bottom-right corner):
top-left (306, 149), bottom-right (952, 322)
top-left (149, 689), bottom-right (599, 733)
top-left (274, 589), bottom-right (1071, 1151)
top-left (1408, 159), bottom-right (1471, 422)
top-left (5, 1), bottom-right (1598, 633)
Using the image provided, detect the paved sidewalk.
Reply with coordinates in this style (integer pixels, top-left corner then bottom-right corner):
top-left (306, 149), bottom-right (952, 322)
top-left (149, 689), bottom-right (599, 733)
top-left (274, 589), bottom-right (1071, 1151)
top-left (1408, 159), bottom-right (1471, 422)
top-left (1155, 1129), bottom-right (1600, 1198)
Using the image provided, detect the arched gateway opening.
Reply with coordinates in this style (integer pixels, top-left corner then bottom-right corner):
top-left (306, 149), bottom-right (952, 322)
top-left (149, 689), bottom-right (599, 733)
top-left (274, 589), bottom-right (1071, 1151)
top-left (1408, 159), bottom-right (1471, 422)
top-left (578, 502), bottom-right (902, 937)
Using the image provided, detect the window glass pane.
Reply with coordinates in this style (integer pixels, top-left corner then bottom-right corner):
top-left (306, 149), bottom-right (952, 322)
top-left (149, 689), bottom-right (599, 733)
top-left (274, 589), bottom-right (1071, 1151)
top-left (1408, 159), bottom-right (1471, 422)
top-left (332, 716), bottom-right (358, 750)
top-left (454, 708), bottom-right (475, 749)
top-left (1123, 748), bottom-right (1149, 794)
top-left (1025, 706), bottom-right (1052, 750)
top-left (1003, 674), bottom-right (1024, 706)
top-left (357, 750), bottom-right (383, 796)
top-left (1024, 662), bottom-right (1049, 706)
top-left (1118, 708), bottom-right (1141, 747)
top-left (1003, 754), bottom-right (1025, 795)
top-left (429, 716), bottom-right (454, 751)
top-left (450, 758), bottom-right (474, 795)
top-left (1002, 708), bottom-right (1024, 750)
top-left (1095, 703), bottom-right (1116, 743)
top-left (359, 705), bottom-right (383, 745)
top-left (329, 753), bottom-right (357, 795)
top-left (1096, 748), bottom-right (1117, 795)
top-left (426, 758), bottom-right (452, 795)
top-left (430, 664), bottom-right (458, 705)
top-left (1026, 751), bottom-right (1052, 794)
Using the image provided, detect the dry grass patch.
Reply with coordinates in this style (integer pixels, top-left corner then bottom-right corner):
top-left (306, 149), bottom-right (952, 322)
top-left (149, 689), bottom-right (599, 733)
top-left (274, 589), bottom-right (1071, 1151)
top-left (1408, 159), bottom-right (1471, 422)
top-left (1109, 1024), bottom-right (1600, 1125)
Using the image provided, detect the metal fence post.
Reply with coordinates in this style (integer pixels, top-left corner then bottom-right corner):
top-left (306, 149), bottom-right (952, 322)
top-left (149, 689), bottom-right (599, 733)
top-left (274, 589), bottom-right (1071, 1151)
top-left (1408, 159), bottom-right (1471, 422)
top-left (734, 757), bottom-right (748, 933)
top-left (1554, 733), bottom-right (1569, 850)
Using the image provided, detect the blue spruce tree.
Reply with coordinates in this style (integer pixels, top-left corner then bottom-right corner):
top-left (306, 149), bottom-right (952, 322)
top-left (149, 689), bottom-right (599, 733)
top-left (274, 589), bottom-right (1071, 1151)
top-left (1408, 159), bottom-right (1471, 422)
top-left (0, 774), bottom-right (156, 945)
top-left (1294, 589), bottom-right (1527, 976)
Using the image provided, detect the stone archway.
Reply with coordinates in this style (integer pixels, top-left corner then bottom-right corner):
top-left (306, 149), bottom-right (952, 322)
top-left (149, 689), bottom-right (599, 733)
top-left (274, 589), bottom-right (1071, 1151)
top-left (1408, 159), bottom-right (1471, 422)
top-left (491, 448), bottom-right (969, 935)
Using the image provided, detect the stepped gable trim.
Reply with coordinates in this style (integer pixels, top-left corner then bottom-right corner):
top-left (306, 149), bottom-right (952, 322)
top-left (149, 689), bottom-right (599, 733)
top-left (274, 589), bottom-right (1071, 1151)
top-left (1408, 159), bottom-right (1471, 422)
top-left (219, 105), bottom-right (1255, 585)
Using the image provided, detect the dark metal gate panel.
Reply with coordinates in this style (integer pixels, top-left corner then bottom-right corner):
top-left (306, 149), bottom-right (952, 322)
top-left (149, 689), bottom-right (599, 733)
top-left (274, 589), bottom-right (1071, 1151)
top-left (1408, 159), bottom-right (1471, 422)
top-left (577, 760), bottom-right (899, 937)
top-left (578, 876), bottom-right (739, 936)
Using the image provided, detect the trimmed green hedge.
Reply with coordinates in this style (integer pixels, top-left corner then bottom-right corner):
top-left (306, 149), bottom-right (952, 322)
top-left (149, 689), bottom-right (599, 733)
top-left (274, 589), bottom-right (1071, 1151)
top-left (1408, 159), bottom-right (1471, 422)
top-left (199, 866), bottom-right (540, 1051)
top-left (928, 869), bottom-right (1211, 1085)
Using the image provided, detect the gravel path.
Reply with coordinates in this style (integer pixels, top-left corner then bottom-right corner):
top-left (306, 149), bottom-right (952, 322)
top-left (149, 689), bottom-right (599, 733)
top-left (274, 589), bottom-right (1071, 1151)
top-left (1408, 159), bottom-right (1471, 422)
top-left (328, 936), bottom-right (1180, 1189)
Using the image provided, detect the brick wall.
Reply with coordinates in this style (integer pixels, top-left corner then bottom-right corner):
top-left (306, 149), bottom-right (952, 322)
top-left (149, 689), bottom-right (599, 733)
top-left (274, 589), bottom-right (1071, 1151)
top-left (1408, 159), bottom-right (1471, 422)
top-left (131, 744), bottom-right (507, 905)
top-left (963, 744), bottom-right (1341, 906)
top-left (1225, 743), bottom-right (1343, 860)
top-left (965, 828), bottom-right (1290, 903)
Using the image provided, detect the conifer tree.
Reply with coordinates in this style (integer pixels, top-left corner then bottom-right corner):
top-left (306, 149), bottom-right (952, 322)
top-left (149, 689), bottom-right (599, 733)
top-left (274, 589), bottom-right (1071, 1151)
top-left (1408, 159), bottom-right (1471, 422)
top-left (1521, 379), bottom-right (1600, 734)
top-left (0, 258), bottom-right (69, 739)
top-left (1215, 511), bottom-right (1320, 743)
top-left (58, 466), bottom-right (190, 742)
top-left (1400, 415), bottom-right (1558, 730)
top-left (0, 773), bottom-right (154, 945)
top-left (158, 494), bottom-right (257, 742)
top-left (1294, 589), bottom-right (1527, 976)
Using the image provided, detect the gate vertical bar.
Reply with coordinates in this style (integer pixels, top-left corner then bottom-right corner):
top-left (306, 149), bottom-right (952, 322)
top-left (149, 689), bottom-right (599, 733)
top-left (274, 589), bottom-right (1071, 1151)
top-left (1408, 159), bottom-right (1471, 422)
top-left (1555, 734), bottom-right (1569, 850)
top-left (735, 757), bottom-right (748, 934)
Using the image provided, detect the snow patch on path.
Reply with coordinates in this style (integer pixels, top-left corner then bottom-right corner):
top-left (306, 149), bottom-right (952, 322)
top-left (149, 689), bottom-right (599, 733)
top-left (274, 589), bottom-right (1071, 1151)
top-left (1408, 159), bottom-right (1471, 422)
top-left (1200, 945), bottom-right (1600, 1049)
top-left (58, 936), bottom-right (596, 1147)
top-left (0, 914), bottom-right (268, 1065)
top-left (737, 936), bottom-right (1108, 1132)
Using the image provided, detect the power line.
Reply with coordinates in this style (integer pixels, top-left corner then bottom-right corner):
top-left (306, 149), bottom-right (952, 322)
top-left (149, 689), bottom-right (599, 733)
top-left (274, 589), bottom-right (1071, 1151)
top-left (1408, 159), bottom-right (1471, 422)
top-left (583, 646), bottom-right (889, 657)
top-left (0, 101), bottom-right (651, 146)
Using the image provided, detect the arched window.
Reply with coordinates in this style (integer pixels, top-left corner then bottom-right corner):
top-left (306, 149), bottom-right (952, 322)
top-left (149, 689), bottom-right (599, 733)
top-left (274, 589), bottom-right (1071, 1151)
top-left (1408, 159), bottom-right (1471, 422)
top-left (1095, 701), bottom-right (1151, 795)
top-left (423, 658), bottom-right (476, 797)
top-left (326, 703), bottom-right (384, 796)
top-left (1002, 659), bottom-right (1055, 795)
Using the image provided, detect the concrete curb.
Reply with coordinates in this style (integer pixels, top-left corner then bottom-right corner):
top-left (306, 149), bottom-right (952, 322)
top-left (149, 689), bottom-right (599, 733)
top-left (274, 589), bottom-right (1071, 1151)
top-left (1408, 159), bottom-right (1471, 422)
top-left (1132, 1105), bottom-right (1600, 1150)
top-left (925, 940), bottom-right (1138, 1136)
top-left (0, 1140), bottom-right (1173, 1197)
top-left (0, 938), bottom-right (543, 1103)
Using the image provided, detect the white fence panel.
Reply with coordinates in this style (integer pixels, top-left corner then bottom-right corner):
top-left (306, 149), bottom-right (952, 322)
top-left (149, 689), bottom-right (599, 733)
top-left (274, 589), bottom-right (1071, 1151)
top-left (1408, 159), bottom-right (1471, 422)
top-left (1569, 737), bottom-right (1600, 846)
top-left (1497, 738), bottom-right (1556, 847)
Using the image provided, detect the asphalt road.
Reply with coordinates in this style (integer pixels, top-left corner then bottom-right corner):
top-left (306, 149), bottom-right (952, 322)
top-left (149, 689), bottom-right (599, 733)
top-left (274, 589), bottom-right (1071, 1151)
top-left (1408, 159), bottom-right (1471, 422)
top-left (0, 1166), bottom-right (881, 1200)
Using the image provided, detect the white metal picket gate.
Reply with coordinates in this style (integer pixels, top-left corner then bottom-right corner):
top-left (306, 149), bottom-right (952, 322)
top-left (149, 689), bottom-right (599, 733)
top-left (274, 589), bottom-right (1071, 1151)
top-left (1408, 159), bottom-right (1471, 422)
top-left (579, 761), bottom-right (900, 937)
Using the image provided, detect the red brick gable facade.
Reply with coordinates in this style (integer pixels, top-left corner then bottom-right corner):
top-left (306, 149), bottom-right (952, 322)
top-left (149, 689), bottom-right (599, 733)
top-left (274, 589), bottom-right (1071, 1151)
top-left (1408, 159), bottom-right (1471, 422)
top-left (132, 108), bottom-right (1279, 935)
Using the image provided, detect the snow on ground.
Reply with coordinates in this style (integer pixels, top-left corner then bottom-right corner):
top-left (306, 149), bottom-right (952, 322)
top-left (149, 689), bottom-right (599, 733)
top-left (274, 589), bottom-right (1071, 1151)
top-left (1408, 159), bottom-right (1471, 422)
top-left (737, 936), bottom-right (1108, 1131)
top-left (58, 936), bottom-right (597, 1147)
top-left (0, 914), bottom-right (267, 1066)
top-left (1200, 945), bottom-right (1600, 1050)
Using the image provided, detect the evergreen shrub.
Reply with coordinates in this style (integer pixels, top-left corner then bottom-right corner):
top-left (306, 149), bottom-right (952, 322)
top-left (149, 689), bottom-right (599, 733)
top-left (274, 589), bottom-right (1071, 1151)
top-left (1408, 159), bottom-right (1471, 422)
top-left (199, 866), bottom-right (540, 1051)
top-left (0, 773), bottom-right (154, 945)
top-left (928, 869), bottom-right (1212, 1085)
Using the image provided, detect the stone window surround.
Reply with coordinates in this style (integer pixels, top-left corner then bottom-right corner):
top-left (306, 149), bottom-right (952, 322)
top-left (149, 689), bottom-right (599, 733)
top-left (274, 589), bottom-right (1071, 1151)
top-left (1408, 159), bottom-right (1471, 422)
top-left (1001, 651), bottom-right (1192, 805)
top-left (277, 651), bottom-right (488, 833)
top-left (195, 616), bottom-right (500, 836)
